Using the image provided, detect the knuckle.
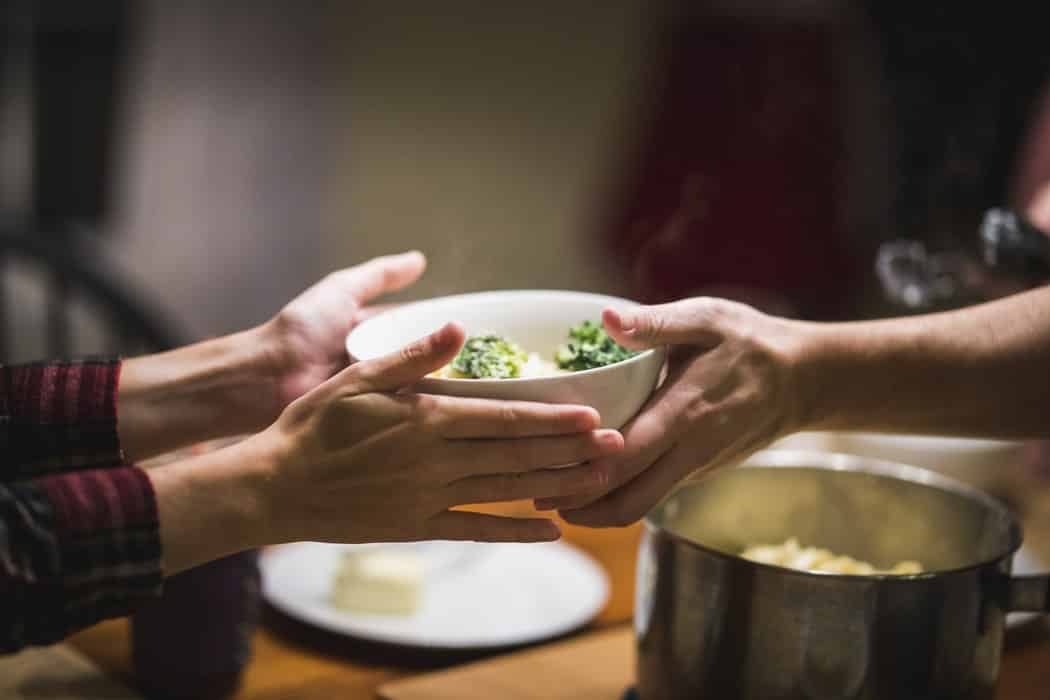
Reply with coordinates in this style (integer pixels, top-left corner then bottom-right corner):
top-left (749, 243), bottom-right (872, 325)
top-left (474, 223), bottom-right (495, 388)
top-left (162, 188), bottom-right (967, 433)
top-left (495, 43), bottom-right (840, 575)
top-left (400, 338), bottom-right (429, 363)
top-left (633, 310), bottom-right (655, 339)
top-left (340, 363), bottom-right (368, 391)
top-left (499, 404), bottom-right (522, 434)
top-left (646, 312), bottom-right (666, 339)
top-left (410, 394), bottom-right (440, 428)
top-left (689, 297), bottom-right (726, 331)
top-left (681, 393), bottom-right (708, 426)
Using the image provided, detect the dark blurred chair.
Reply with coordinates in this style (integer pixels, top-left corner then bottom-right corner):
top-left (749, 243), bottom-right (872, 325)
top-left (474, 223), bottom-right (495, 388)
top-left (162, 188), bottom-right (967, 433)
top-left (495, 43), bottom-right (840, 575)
top-left (0, 1), bottom-right (186, 362)
top-left (0, 229), bottom-right (185, 362)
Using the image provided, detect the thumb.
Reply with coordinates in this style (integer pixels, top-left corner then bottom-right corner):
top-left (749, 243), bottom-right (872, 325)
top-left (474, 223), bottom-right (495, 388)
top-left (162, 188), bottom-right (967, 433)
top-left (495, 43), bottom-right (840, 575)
top-left (339, 250), bottom-right (427, 307)
top-left (336, 322), bottom-right (465, 393)
top-left (603, 300), bottom-right (724, 350)
top-left (1025, 181), bottom-right (1050, 233)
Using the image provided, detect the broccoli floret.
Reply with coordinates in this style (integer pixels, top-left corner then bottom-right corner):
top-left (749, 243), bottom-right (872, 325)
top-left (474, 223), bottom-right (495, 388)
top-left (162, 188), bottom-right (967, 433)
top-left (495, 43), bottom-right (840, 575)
top-left (451, 334), bottom-right (528, 378)
top-left (555, 320), bottom-right (638, 371)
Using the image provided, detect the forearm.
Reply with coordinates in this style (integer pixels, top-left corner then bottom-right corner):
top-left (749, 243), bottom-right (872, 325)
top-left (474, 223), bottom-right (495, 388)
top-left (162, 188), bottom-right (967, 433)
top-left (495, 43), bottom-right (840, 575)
top-left (118, 325), bottom-right (284, 462)
top-left (796, 285), bottom-right (1050, 437)
top-left (147, 436), bottom-right (272, 575)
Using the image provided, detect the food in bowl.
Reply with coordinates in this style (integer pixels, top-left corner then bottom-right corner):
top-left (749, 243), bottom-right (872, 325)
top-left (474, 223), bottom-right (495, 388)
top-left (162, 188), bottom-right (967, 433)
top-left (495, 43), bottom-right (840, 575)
top-left (344, 290), bottom-right (666, 429)
top-left (430, 321), bottom-right (638, 380)
top-left (430, 334), bottom-right (562, 379)
top-left (740, 537), bottom-right (923, 575)
top-left (553, 320), bottom-right (639, 371)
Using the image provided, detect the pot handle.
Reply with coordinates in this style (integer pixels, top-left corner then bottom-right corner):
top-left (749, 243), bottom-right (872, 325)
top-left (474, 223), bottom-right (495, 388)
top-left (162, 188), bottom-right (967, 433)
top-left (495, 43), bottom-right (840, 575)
top-left (1005, 574), bottom-right (1050, 613)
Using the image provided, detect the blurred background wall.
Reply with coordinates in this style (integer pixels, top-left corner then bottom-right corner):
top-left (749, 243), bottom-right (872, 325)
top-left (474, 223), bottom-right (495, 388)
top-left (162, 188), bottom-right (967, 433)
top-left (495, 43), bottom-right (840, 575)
top-left (2, 1), bottom-right (1048, 355)
top-left (324, 0), bottom-right (664, 304)
top-left (98, 0), bottom-right (666, 339)
top-left (110, 1), bottom-right (334, 338)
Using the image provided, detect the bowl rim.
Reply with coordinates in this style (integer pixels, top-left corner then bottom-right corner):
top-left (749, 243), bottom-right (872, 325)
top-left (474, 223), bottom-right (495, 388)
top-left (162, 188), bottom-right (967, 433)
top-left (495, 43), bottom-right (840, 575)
top-left (644, 448), bottom-right (1023, 582)
top-left (832, 430), bottom-right (1024, 450)
top-left (345, 289), bottom-right (665, 384)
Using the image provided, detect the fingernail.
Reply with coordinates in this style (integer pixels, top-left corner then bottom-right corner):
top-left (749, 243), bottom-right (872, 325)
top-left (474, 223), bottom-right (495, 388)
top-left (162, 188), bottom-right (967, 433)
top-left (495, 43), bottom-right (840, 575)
top-left (435, 321), bottom-right (463, 345)
top-left (542, 520), bottom-right (561, 540)
top-left (577, 407), bottom-right (601, 428)
top-left (429, 324), bottom-right (450, 346)
top-left (596, 429), bottom-right (624, 449)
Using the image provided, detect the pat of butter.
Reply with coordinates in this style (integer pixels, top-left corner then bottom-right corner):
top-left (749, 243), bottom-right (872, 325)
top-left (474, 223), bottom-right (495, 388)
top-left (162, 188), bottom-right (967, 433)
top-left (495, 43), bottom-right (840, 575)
top-left (331, 549), bottom-right (423, 616)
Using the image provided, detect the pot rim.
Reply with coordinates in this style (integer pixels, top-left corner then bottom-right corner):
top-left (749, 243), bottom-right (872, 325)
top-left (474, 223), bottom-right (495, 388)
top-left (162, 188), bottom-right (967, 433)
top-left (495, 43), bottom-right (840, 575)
top-left (643, 448), bottom-right (1025, 582)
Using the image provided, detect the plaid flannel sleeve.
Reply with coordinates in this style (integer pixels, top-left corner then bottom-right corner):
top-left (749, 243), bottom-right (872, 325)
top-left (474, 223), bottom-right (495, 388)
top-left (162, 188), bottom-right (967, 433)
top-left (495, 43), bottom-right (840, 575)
top-left (0, 359), bottom-right (126, 479)
top-left (0, 360), bottom-right (162, 652)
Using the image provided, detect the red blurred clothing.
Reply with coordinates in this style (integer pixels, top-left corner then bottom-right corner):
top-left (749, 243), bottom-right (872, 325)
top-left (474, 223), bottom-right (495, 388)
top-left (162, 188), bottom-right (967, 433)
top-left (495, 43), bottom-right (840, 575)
top-left (604, 18), bottom-right (855, 316)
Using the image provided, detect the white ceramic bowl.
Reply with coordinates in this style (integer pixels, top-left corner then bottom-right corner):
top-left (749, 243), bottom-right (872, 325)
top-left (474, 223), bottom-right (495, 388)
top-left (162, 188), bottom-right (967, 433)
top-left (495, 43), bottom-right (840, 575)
top-left (828, 432), bottom-right (1025, 493)
top-left (345, 290), bottom-right (666, 429)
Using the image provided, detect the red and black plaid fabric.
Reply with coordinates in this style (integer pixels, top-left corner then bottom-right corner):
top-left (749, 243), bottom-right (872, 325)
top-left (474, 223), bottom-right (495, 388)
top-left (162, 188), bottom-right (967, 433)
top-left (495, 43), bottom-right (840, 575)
top-left (0, 359), bottom-right (161, 652)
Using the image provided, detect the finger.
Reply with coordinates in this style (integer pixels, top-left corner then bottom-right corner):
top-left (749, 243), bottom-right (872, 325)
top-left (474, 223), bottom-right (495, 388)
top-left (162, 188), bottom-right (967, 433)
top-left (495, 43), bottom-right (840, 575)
top-left (534, 459), bottom-right (613, 510)
top-left (446, 462), bottom-right (608, 506)
top-left (532, 438), bottom-right (670, 513)
top-left (431, 396), bottom-right (600, 438)
top-left (427, 511), bottom-right (560, 542)
top-left (443, 429), bottom-right (623, 478)
top-left (602, 300), bottom-right (725, 351)
top-left (337, 251), bottom-right (427, 306)
top-left (559, 445), bottom-right (708, 528)
top-left (560, 419), bottom-right (758, 528)
top-left (1026, 181), bottom-right (1050, 231)
top-left (530, 357), bottom-right (692, 510)
top-left (341, 322), bottom-right (464, 393)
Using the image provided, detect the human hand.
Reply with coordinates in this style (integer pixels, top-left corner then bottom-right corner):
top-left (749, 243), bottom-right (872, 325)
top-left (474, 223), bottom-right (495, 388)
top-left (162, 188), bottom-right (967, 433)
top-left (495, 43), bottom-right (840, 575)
top-left (1026, 180), bottom-right (1050, 232)
top-left (249, 321), bottom-right (625, 544)
top-left (536, 298), bottom-right (802, 527)
top-left (264, 251), bottom-right (427, 413)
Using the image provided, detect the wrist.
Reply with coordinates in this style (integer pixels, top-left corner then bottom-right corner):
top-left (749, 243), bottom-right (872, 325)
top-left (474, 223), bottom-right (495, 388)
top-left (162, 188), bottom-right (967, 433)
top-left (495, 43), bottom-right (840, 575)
top-left (119, 327), bottom-right (285, 461)
top-left (148, 438), bottom-right (274, 574)
top-left (239, 321), bottom-right (293, 430)
top-left (774, 318), bottom-right (834, 434)
top-left (230, 429), bottom-right (289, 546)
top-left (785, 318), bottom-right (880, 433)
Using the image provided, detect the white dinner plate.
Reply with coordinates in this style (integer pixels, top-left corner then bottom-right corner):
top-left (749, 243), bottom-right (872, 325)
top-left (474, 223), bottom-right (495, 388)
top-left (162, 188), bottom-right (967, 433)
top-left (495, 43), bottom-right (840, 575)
top-left (1009, 544), bottom-right (1048, 629)
top-left (261, 540), bottom-right (609, 649)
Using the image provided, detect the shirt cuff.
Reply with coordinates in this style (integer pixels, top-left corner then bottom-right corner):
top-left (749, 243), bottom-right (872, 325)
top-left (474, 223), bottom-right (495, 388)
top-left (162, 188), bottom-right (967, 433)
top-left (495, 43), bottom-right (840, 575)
top-left (30, 466), bottom-right (162, 644)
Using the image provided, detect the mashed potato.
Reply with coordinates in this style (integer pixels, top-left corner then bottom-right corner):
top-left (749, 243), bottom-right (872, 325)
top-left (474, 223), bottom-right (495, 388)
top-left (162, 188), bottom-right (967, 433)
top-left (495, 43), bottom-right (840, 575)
top-left (740, 538), bottom-right (922, 575)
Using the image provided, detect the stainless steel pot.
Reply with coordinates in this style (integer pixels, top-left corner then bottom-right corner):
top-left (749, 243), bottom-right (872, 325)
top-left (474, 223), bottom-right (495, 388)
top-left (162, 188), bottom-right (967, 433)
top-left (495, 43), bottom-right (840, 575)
top-left (635, 450), bottom-right (1050, 699)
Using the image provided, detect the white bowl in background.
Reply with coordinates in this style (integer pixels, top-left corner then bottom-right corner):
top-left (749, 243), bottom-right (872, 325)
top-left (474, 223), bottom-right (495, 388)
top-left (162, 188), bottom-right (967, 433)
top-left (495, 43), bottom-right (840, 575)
top-left (345, 290), bottom-right (666, 429)
top-left (828, 432), bottom-right (1025, 494)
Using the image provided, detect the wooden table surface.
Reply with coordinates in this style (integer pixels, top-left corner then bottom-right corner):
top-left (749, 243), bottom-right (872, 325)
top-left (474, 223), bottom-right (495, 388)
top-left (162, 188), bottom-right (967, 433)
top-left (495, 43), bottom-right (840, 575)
top-left (70, 477), bottom-right (1050, 699)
